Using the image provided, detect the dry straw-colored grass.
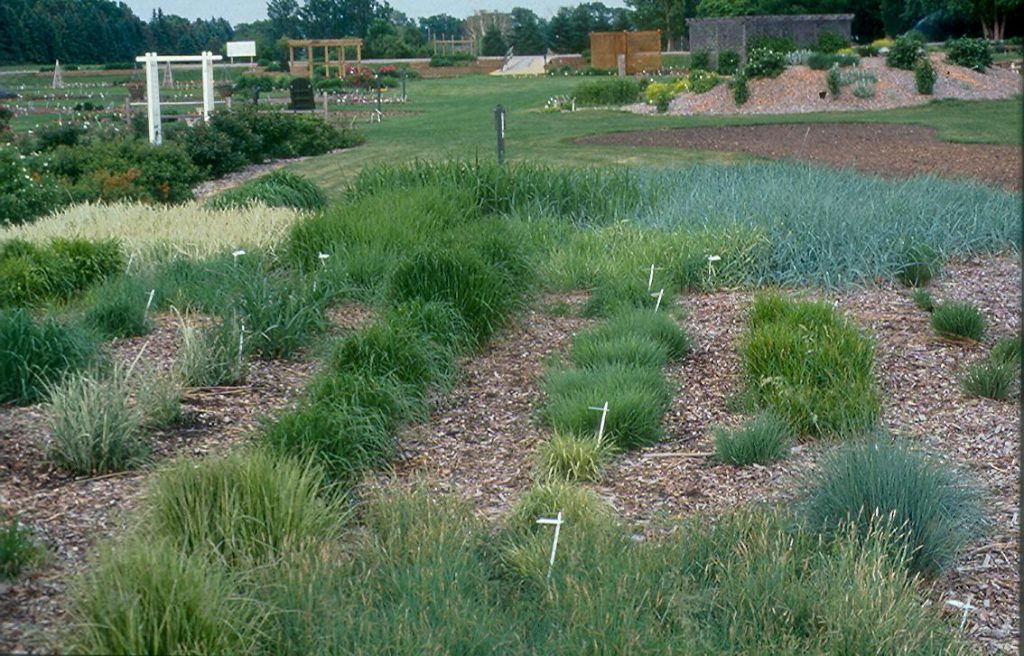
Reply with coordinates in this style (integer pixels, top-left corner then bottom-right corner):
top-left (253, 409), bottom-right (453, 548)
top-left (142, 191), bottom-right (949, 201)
top-left (0, 202), bottom-right (301, 258)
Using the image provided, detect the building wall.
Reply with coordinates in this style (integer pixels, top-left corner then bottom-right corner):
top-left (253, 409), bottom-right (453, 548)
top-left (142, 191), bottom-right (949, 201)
top-left (687, 15), bottom-right (854, 66)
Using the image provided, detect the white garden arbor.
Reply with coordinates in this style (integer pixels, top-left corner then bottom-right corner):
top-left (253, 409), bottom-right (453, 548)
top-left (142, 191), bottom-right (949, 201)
top-left (134, 51), bottom-right (223, 145)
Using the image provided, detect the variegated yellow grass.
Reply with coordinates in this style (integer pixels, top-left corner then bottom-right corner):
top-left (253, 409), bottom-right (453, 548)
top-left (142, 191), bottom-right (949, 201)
top-left (0, 201), bottom-right (301, 259)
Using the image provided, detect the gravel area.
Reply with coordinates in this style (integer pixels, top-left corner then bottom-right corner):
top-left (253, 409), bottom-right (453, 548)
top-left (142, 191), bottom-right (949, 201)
top-left (629, 54), bottom-right (1022, 117)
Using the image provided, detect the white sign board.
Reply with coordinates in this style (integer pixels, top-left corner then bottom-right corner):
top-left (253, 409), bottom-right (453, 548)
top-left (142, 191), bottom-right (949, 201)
top-left (226, 41), bottom-right (257, 58)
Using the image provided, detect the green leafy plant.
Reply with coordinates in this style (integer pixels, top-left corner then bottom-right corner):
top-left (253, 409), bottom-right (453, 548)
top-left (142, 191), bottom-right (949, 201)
top-left (990, 334), bottom-right (1021, 366)
top-left (804, 438), bottom-right (984, 575)
top-left (690, 51), bottom-right (710, 70)
top-left (714, 412), bottom-right (792, 466)
top-left (741, 294), bottom-right (879, 438)
top-left (572, 78), bottom-right (641, 106)
top-left (0, 309), bottom-right (98, 404)
top-left (914, 57), bottom-right (937, 94)
top-left (812, 31), bottom-right (849, 54)
top-left (826, 64), bottom-right (842, 97)
top-left (744, 48), bottom-right (787, 78)
top-left (174, 314), bottom-right (248, 387)
top-left (46, 365), bottom-right (150, 475)
top-left (536, 432), bottom-right (617, 483)
top-left (945, 37), bottom-right (992, 71)
top-left (747, 35), bottom-right (797, 54)
top-left (732, 72), bottom-right (749, 104)
top-left (688, 69), bottom-right (720, 93)
top-left (717, 50), bottom-right (740, 74)
top-left (886, 36), bottom-right (923, 70)
top-left (930, 301), bottom-right (987, 341)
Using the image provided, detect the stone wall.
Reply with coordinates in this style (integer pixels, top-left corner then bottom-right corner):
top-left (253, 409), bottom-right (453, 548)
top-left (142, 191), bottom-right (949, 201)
top-left (687, 14), bottom-right (853, 66)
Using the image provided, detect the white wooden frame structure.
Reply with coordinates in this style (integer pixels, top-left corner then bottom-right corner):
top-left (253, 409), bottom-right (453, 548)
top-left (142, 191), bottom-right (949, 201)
top-left (134, 51), bottom-right (223, 145)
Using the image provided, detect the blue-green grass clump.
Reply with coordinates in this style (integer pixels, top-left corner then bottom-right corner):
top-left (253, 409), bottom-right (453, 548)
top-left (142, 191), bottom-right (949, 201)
top-left (741, 294), bottom-right (880, 438)
top-left (0, 308), bottom-right (98, 404)
top-left (804, 438), bottom-right (984, 576)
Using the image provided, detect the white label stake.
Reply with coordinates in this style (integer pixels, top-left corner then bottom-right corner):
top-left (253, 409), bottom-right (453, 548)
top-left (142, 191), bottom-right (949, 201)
top-left (232, 249), bottom-right (246, 264)
top-left (651, 289), bottom-right (664, 312)
top-left (707, 255), bottom-right (721, 281)
top-left (536, 511), bottom-right (564, 582)
top-left (238, 322), bottom-right (246, 363)
top-left (643, 264), bottom-right (660, 292)
top-left (143, 289), bottom-right (155, 321)
top-left (318, 252), bottom-right (331, 267)
top-left (588, 401), bottom-right (610, 442)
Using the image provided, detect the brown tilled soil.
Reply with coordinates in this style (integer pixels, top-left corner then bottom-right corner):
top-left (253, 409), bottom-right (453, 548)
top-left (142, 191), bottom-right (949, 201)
top-left (577, 123), bottom-right (1023, 190)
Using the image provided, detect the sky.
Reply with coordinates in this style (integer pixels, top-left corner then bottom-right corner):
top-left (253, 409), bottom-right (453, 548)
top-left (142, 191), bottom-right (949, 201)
top-left (122, 0), bottom-right (630, 27)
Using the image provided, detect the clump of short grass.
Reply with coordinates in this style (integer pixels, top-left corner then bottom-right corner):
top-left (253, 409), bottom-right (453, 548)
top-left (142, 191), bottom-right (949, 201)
top-left (174, 314), bottom-right (247, 387)
top-left (384, 299), bottom-right (471, 353)
top-left (134, 368), bottom-right (185, 428)
top-left (597, 309), bottom-right (692, 360)
top-left (911, 288), bottom-right (935, 312)
top-left (896, 243), bottom-right (942, 287)
top-left (1, 518), bottom-right (43, 580)
top-left (541, 364), bottom-right (672, 450)
top-left (741, 294), bottom-right (879, 438)
top-left (206, 171), bottom-right (328, 211)
top-left (570, 332), bottom-right (669, 370)
top-left (304, 369), bottom-right (419, 429)
top-left (82, 275), bottom-right (154, 338)
top-left (990, 334), bottom-right (1020, 367)
top-left (961, 360), bottom-right (1015, 400)
top-left (145, 450), bottom-right (341, 569)
top-left (46, 366), bottom-right (150, 475)
top-left (930, 300), bottom-right (987, 341)
top-left (535, 432), bottom-right (617, 482)
top-left (507, 479), bottom-right (615, 535)
top-left (582, 276), bottom-right (670, 318)
top-left (714, 412), bottom-right (792, 466)
top-left (67, 538), bottom-right (259, 655)
top-left (804, 438), bottom-right (984, 576)
top-left (0, 309), bottom-right (98, 405)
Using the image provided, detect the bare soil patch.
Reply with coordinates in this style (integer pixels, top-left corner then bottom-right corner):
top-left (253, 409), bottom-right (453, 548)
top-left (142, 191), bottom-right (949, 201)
top-left (577, 123), bottom-right (1023, 190)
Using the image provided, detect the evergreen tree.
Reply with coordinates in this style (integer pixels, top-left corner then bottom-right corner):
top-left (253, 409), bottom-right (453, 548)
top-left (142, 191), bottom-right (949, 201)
top-left (480, 23), bottom-right (507, 56)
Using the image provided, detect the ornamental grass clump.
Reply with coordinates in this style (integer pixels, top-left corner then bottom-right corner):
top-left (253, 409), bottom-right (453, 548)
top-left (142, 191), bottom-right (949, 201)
top-left (146, 450), bottom-right (341, 568)
top-left (714, 412), bottom-right (792, 466)
top-left (541, 364), bottom-right (672, 450)
top-left (896, 243), bottom-right (942, 287)
top-left (597, 309), bottom-right (691, 360)
top-left (571, 332), bottom-right (669, 370)
top-left (930, 301), bottom-right (987, 341)
top-left (46, 366), bottom-right (150, 475)
top-left (82, 275), bottom-right (153, 338)
top-left (535, 432), bottom-right (617, 483)
top-left (1, 519), bottom-right (43, 580)
top-left (804, 438), bottom-right (984, 576)
top-left (961, 359), bottom-right (1015, 400)
top-left (0, 308), bottom-right (97, 404)
top-left (174, 314), bottom-right (248, 387)
top-left (740, 294), bottom-right (879, 438)
top-left (206, 171), bottom-right (327, 211)
top-left (911, 288), bottom-right (935, 312)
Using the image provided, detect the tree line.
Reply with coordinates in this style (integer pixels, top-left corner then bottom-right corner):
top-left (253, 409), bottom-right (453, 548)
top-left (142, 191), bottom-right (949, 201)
top-left (1, 0), bottom-right (1019, 66)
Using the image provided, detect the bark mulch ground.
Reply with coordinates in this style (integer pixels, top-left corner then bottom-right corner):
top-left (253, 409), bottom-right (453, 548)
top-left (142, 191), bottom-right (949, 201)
top-left (576, 123), bottom-right (1023, 191)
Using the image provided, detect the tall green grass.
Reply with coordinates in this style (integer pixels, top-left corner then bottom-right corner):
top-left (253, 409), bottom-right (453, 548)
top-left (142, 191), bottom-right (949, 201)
top-left (0, 308), bottom-right (98, 405)
top-left (82, 274), bottom-right (153, 338)
top-left (741, 294), bottom-right (880, 438)
top-left (635, 162), bottom-right (1020, 287)
top-left (1, 518), bottom-right (43, 580)
top-left (206, 171), bottom-right (328, 211)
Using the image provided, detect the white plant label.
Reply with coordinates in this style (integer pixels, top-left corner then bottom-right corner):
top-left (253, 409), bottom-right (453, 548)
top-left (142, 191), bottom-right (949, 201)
top-left (651, 289), bottom-right (664, 312)
top-left (644, 263), bottom-right (661, 291)
top-left (707, 254), bottom-right (721, 280)
top-left (588, 401), bottom-right (610, 442)
top-left (318, 252), bottom-right (331, 266)
top-left (232, 249), bottom-right (246, 263)
top-left (144, 289), bottom-right (155, 320)
top-left (536, 511), bottom-right (564, 582)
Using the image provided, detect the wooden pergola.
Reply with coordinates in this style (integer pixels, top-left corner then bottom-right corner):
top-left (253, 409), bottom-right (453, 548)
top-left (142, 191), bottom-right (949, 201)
top-left (287, 38), bottom-right (363, 79)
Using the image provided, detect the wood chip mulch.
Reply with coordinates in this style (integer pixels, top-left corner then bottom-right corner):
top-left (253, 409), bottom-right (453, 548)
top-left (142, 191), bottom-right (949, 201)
top-left (383, 254), bottom-right (1020, 655)
top-left (0, 303), bottom-right (373, 654)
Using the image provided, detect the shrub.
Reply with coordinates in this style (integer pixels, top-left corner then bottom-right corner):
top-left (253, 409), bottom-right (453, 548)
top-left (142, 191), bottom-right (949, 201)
top-left (179, 122), bottom-right (247, 177)
top-left (0, 309), bottom-right (97, 404)
top-left (174, 314), bottom-right (248, 387)
top-left (690, 51), bottom-right (710, 71)
top-left (82, 275), bottom-right (153, 338)
top-left (571, 332), bottom-right (669, 370)
top-left (812, 31), bottom-right (849, 54)
top-left (886, 36), bottom-right (923, 70)
top-left (896, 243), bottom-right (941, 286)
top-left (541, 364), bottom-right (672, 450)
top-left (826, 65), bottom-right (842, 97)
top-left (572, 78), bottom-right (641, 106)
top-left (807, 52), bottom-right (860, 70)
top-left (206, 171), bottom-right (328, 211)
top-left (930, 301), bottom-right (987, 341)
top-left (732, 72), bottom-right (749, 104)
top-left (914, 57), bottom-right (936, 94)
top-left (961, 359), bottom-right (1015, 400)
top-left (536, 432), bottom-right (616, 482)
top-left (688, 69), bottom-right (720, 93)
top-left (747, 35), bottom-right (797, 54)
top-left (744, 48), bottom-right (787, 78)
top-left (945, 37), bottom-right (992, 71)
top-left (804, 438), bottom-right (984, 575)
top-left (645, 80), bottom-right (686, 112)
top-left (46, 366), bottom-right (149, 475)
top-left (68, 538), bottom-right (258, 655)
top-left (261, 399), bottom-right (394, 484)
top-left (741, 294), bottom-right (879, 438)
top-left (717, 50), bottom-right (740, 75)
top-left (428, 52), bottom-right (476, 67)
top-left (856, 43), bottom-right (881, 57)
top-left (146, 450), bottom-right (340, 567)
top-left (0, 145), bottom-right (63, 226)
top-left (911, 289), bottom-right (935, 312)
top-left (714, 412), bottom-right (792, 466)
top-left (389, 248), bottom-right (519, 347)
top-left (1, 519), bottom-right (42, 579)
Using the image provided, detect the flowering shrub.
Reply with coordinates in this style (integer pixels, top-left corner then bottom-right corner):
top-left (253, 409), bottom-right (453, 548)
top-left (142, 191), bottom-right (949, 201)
top-left (0, 146), bottom-right (62, 226)
top-left (644, 79), bottom-right (688, 112)
top-left (377, 65), bottom-right (398, 77)
top-left (688, 70), bottom-right (720, 94)
top-left (344, 65), bottom-right (377, 87)
top-left (542, 95), bottom-right (575, 112)
top-left (744, 48), bottom-right (786, 78)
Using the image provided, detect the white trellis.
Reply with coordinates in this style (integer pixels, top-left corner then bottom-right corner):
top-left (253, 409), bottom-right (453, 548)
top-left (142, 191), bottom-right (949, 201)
top-left (134, 51), bottom-right (223, 145)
